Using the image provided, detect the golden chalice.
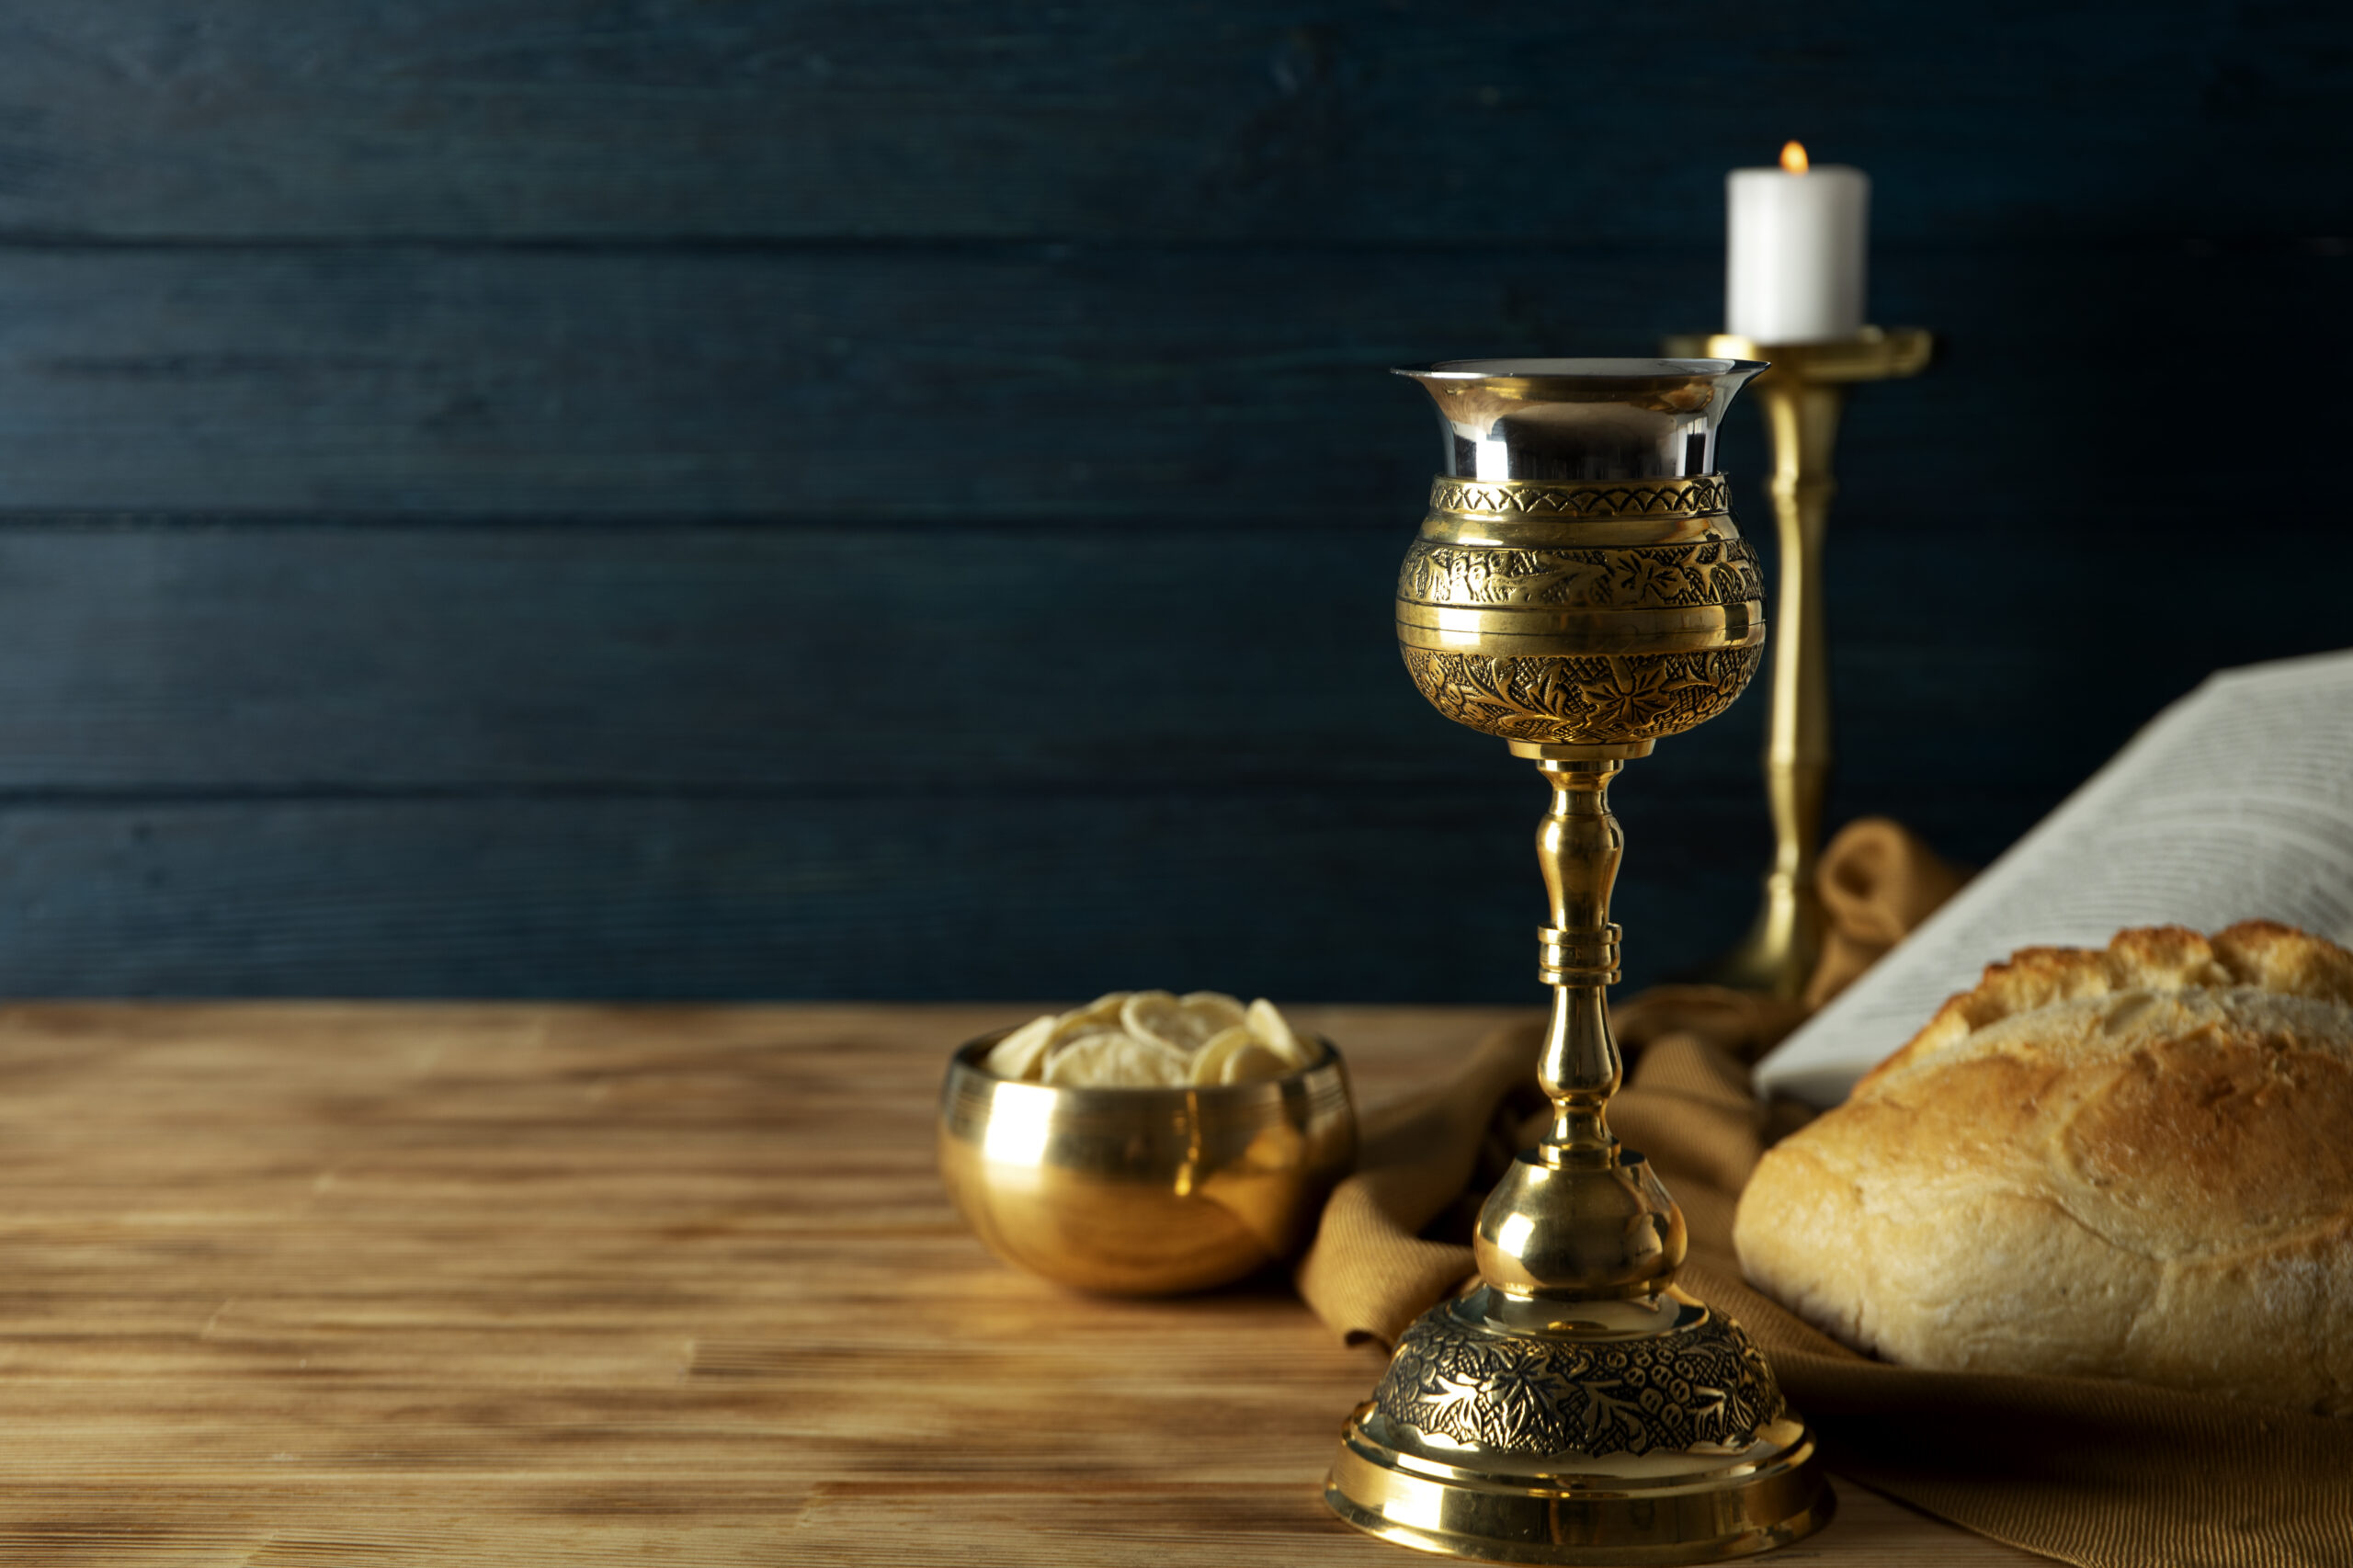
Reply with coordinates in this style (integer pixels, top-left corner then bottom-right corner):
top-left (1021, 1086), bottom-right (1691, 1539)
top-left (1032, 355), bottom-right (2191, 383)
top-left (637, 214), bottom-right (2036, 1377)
top-left (1324, 358), bottom-right (1831, 1564)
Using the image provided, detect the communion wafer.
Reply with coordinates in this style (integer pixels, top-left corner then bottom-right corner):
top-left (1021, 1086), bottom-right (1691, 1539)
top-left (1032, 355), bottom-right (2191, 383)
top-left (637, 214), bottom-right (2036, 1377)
top-left (985, 992), bottom-right (1140, 1080)
top-left (1245, 997), bottom-right (1308, 1065)
top-left (1062, 991), bottom-right (1133, 1031)
top-left (1040, 1030), bottom-right (1190, 1087)
top-left (982, 991), bottom-right (1308, 1085)
top-left (1189, 1026), bottom-right (1290, 1085)
top-left (982, 1012), bottom-right (1060, 1081)
top-left (1122, 990), bottom-right (1246, 1053)
top-left (1182, 991), bottom-right (1248, 1030)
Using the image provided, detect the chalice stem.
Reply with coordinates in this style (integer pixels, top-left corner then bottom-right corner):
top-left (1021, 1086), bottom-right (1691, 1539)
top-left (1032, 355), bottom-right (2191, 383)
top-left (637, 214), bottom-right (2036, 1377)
top-left (1534, 758), bottom-right (1625, 1163)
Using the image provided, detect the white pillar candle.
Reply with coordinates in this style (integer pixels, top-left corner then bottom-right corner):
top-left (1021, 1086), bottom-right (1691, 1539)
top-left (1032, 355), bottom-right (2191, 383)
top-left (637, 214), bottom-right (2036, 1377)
top-left (1725, 142), bottom-right (1869, 343)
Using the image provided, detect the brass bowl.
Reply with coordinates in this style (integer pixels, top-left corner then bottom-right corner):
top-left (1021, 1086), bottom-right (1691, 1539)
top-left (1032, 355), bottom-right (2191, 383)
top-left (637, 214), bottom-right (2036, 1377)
top-left (937, 1030), bottom-right (1358, 1296)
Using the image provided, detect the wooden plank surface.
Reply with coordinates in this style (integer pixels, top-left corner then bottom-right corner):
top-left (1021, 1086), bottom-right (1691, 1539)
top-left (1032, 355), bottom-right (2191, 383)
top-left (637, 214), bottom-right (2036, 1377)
top-left (0, 0), bottom-right (2336, 1004)
top-left (0, 515), bottom-right (2333, 998)
top-left (0, 517), bottom-right (2285, 797)
top-left (0, 1), bottom-right (2334, 243)
top-left (0, 1000), bottom-right (2039, 1564)
top-left (0, 244), bottom-right (2337, 514)
top-left (0, 521), bottom-right (1451, 789)
top-left (0, 790), bottom-right (1647, 1000)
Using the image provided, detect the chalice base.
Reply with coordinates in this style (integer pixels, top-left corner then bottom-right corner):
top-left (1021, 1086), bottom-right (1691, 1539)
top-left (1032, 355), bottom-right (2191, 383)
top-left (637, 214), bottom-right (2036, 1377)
top-left (1324, 1290), bottom-right (1831, 1564)
top-left (1326, 1411), bottom-right (1829, 1566)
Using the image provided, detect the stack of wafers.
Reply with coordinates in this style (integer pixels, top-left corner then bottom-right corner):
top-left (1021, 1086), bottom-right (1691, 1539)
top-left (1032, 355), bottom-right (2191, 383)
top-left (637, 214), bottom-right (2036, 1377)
top-left (983, 991), bottom-right (1312, 1087)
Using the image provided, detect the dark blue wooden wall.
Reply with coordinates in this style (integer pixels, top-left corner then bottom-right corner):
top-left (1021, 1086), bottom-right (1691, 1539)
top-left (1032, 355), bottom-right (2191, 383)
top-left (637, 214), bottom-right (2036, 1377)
top-left (0, 2), bottom-right (2344, 999)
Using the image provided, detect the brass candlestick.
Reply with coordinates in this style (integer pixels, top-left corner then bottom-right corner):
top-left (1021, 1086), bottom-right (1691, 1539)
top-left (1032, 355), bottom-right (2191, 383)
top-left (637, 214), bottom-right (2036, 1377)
top-left (1325, 358), bottom-right (1829, 1564)
top-left (1661, 327), bottom-right (1932, 998)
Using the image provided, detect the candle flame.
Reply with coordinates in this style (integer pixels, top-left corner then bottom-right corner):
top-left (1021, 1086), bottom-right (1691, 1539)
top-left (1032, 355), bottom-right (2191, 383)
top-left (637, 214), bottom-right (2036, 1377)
top-left (1780, 141), bottom-right (1810, 175)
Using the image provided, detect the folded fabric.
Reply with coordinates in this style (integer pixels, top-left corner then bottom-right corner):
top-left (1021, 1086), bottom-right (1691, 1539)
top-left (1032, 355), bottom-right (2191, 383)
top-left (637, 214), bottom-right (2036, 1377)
top-left (1296, 817), bottom-right (2353, 1568)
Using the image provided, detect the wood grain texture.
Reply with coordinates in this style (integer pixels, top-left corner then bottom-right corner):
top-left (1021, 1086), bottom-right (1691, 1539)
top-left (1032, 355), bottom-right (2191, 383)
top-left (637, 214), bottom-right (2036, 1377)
top-left (0, 521), bottom-right (1441, 789)
top-left (0, 790), bottom-right (1672, 1000)
top-left (0, 1), bottom-right (2336, 243)
top-left (0, 515), bottom-right (2323, 799)
top-left (0, 512), bottom-right (2331, 997)
top-left (0, 1000), bottom-right (2040, 1563)
top-left (0, 1), bottom-right (2337, 999)
top-left (0, 244), bottom-right (2338, 513)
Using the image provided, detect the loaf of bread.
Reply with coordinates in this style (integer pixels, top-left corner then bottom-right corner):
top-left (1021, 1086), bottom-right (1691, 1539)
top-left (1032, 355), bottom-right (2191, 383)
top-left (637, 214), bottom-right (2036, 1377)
top-left (1734, 920), bottom-right (2353, 1413)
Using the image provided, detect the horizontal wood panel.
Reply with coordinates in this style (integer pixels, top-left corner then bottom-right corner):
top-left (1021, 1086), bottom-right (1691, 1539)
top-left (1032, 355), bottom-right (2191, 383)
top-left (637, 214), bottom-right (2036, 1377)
top-left (0, 517), bottom-right (2334, 812)
top-left (0, 244), bottom-right (2340, 514)
top-left (0, 510), bottom-right (2320, 1004)
top-left (0, 2), bottom-right (2337, 1005)
top-left (0, 751), bottom-right (2205, 1001)
top-left (0, 788), bottom-right (1793, 1000)
top-left (0, 2), bottom-right (2337, 243)
top-left (0, 521), bottom-right (1450, 790)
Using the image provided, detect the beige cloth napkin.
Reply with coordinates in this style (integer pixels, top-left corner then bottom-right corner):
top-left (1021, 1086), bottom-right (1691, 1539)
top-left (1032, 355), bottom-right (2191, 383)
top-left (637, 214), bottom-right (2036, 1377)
top-left (1298, 818), bottom-right (2353, 1568)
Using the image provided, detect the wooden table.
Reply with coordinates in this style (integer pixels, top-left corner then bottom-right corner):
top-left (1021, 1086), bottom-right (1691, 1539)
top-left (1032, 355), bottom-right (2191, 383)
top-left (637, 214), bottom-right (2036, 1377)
top-left (0, 1002), bottom-right (2038, 1564)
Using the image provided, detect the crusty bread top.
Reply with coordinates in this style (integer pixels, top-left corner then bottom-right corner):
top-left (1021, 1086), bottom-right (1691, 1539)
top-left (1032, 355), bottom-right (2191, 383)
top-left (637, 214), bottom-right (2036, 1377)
top-left (1836, 920), bottom-right (2353, 1257)
top-left (1857, 919), bottom-right (2353, 1094)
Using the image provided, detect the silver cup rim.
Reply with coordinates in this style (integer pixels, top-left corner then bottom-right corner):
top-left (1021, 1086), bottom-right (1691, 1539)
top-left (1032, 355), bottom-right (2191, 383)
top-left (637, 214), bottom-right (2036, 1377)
top-left (1397, 356), bottom-right (1769, 383)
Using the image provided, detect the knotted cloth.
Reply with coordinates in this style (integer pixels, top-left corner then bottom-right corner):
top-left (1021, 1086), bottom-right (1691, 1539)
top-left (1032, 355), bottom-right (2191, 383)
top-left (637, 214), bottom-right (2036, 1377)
top-left (1297, 818), bottom-right (2353, 1568)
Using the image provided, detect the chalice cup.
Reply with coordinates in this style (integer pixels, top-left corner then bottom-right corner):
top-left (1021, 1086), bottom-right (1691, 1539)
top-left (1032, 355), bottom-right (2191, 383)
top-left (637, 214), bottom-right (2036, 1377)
top-left (1324, 359), bottom-right (1831, 1564)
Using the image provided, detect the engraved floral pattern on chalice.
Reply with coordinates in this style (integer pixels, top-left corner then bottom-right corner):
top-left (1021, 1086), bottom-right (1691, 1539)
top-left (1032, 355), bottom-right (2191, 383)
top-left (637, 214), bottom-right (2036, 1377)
top-left (1398, 540), bottom-right (1758, 610)
top-left (1399, 645), bottom-right (1762, 745)
top-left (1575, 656), bottom-right (1707, 729)
top-left (1611, 551), bottom-right (1691, 606)
top-left (1371, 1308), bottom-right (1783, 1457)
top-left (1403, 546), bottom-right (1612, 608)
